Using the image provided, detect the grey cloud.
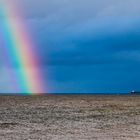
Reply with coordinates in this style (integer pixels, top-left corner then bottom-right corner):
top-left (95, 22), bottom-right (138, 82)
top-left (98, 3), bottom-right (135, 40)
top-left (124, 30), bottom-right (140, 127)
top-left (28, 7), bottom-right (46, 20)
top-left (20, 0), bottom-right (140, 19)
top-left (0, 67), bottom-right (14, 93)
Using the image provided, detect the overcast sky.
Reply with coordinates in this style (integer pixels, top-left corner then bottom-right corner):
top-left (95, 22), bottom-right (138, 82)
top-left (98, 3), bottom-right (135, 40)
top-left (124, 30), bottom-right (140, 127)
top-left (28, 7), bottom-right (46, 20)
top-left (1, 0), bottom-right (140, 93)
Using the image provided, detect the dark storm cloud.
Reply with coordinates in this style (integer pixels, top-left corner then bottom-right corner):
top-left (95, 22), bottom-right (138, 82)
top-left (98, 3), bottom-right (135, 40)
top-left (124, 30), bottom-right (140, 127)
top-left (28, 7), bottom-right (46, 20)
top-left (38, 17), bottom-right (140, 66)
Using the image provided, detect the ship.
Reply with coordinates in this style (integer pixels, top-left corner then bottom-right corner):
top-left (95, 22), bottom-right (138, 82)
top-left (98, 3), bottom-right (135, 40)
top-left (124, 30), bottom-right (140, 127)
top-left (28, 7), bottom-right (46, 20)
top-left (131, 90), bottom-right (140, 95)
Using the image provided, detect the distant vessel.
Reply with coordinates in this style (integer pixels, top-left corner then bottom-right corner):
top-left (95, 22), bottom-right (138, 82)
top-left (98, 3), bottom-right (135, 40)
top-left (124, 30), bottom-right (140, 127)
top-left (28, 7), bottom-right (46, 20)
top-left (131, 90), bottom-right (140, 95)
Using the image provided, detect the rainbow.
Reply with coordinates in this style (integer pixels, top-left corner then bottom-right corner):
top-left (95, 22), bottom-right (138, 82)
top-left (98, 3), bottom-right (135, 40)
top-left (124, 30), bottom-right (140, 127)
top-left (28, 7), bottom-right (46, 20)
top-left (0, 1), bottom-right (46, 95)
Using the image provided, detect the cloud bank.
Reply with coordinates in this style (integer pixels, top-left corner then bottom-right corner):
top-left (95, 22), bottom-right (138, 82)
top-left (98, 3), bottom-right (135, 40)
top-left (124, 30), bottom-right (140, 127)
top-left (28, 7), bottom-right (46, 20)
top-left (1, 0), bottom-right (140, 93)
